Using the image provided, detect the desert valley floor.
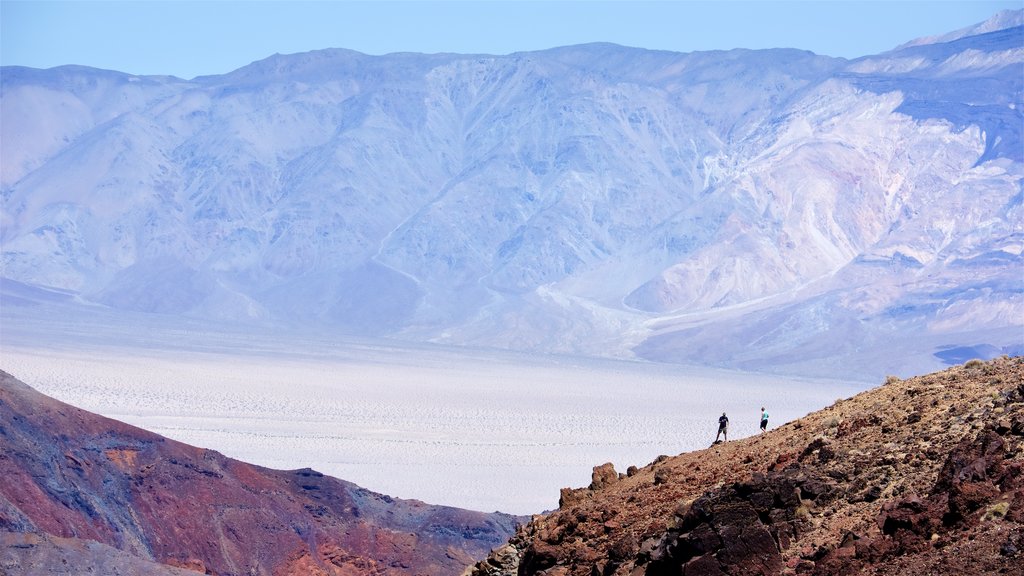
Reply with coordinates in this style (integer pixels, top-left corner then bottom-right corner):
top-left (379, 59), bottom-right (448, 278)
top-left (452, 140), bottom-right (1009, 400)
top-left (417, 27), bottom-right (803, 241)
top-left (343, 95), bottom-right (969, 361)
top-left (0, 319), bottom-right (866, 515)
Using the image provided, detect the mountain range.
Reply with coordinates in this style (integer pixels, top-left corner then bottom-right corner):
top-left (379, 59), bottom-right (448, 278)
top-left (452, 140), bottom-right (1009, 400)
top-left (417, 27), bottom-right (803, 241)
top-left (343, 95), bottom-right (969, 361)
top-left (2, 11), bottom-right (1022, 378)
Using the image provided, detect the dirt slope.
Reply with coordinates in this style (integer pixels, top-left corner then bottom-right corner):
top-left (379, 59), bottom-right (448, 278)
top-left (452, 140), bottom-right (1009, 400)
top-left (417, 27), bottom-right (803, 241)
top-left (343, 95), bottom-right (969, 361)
top-left (466, 356), bottom-right (1024, 576)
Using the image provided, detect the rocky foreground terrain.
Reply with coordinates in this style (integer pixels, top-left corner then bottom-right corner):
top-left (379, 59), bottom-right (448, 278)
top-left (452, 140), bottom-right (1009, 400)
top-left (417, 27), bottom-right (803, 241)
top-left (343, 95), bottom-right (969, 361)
top-left (0, 370), bottom-right (521, 576)
top-left (466, 356), bottom-right (1024, 576)
top-left (2, 357), bottom-right (1021, 576)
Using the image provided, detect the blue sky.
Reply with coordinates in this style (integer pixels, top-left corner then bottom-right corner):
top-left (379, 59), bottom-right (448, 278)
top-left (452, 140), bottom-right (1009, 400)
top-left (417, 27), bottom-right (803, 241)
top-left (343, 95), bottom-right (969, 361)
top-left (2, 1), bottom-right (1019, 79)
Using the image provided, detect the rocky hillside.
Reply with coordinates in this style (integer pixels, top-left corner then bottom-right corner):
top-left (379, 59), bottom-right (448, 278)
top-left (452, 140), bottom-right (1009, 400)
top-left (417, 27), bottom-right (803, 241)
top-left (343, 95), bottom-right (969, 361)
top-left (466, 356), bottom-right (1024, 576)
top-left (0, 370), bottom-right (521, 576)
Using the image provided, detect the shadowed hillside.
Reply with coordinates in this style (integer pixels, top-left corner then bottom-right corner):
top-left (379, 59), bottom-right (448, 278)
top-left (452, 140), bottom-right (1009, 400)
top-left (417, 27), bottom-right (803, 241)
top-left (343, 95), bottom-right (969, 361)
top-left (0, 370), bottom-right (522, 575)
top-left (466, 356), bottom-right (1024, 575)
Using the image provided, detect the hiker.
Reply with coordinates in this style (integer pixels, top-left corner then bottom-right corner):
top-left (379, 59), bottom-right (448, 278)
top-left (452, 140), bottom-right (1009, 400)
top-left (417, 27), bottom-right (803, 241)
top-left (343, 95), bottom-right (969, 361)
top-left (760, 407), bottom-right (769, 433)
top-left (715, 412), bottom-right (729, 442)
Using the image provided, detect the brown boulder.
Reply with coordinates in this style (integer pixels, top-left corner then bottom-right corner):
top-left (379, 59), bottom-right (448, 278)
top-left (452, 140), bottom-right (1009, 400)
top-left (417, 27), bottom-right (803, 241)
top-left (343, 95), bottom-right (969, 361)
top-left (519, 540), bottom-right (562, 574)
top-left (934, 430), bottom-right (1006, 524)
top-left (590, 463), bottom-right (619, 491)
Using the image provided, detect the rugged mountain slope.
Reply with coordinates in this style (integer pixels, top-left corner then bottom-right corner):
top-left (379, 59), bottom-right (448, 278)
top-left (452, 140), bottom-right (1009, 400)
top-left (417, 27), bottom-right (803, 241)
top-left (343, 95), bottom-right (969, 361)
top-left (0, 370), bottom-right (521, 576)
top-left (466, 355), bottom-right (1024, 576)
top-left (1, 12), bottom-right (1022, 379)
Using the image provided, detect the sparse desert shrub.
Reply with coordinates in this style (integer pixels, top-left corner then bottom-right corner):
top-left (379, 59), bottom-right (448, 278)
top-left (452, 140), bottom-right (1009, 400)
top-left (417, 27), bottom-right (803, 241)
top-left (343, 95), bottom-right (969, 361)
top-left (965, 358), bottom-right (984, 369)
top-left (983, 502), bottom-right (1010, 521)
top-left (672, 499), bottom-right (693, 519)
top-left (885, 375), bottom-right (901, 385)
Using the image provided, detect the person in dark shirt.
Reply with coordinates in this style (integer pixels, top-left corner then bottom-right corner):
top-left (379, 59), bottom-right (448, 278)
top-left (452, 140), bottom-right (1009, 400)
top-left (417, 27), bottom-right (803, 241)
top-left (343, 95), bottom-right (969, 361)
top-left (715, 412), bottom-right (729, 443)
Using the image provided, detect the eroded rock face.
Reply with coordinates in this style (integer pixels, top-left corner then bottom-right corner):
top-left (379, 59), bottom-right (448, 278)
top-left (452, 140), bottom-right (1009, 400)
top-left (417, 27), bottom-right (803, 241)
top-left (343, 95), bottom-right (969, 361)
top-left (0, 532), bottom-right (204, 576)
top-left (644, 469), bottom-right (832, 576)
top-left (933, 430), bottom-right (1010, 524)
top-left (466, 356), bottom-right (1024, 576)
top-left (0, 371), bottom-right (522, 576)
top-left (825, 425), bottom-right (1024, 573)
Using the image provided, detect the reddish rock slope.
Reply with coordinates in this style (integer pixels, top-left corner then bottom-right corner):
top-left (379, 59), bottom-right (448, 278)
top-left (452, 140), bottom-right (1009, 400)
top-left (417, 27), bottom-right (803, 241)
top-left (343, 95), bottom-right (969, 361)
top-left (0, 370), bottom-right (521, 576)
top-left (467, 356), bottom-right (1024, 576)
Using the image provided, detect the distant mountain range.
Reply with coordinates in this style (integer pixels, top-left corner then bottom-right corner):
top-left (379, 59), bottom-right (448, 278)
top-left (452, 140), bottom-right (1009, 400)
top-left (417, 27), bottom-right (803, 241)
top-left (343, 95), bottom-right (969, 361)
top-left (2, 10), bottom-right (1021, 378)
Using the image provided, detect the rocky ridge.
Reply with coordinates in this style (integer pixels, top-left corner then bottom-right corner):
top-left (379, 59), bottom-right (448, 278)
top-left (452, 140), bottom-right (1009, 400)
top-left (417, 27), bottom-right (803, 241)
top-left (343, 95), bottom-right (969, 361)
top-left (465, 356), bottom-right (1024, 575)
top-left (0, 370), bottom-right (522, 576)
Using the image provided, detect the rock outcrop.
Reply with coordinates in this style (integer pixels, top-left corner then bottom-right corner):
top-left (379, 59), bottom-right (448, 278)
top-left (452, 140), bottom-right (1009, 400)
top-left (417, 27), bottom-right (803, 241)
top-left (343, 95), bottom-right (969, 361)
top-left (465, 356), bottom-right (1024, 576)
top-left (0, 370), bottom-right (522, 575)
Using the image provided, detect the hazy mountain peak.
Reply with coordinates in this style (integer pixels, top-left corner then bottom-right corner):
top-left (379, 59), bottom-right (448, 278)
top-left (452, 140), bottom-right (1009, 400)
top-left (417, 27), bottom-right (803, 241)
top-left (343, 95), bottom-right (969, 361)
top-left (896, 8), bottom-right (1023, 49)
